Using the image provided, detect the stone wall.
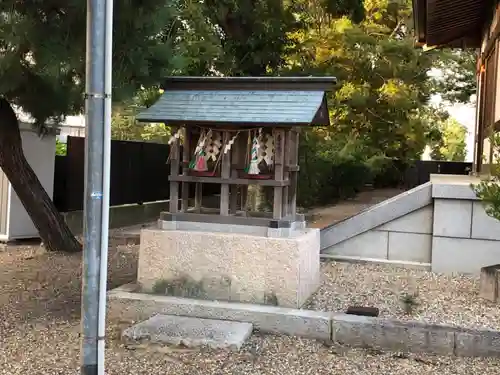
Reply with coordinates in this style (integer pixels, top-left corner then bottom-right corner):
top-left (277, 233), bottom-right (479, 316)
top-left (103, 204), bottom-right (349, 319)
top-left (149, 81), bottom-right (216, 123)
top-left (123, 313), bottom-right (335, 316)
top-left (322, 175), bottom-right (500, 275)
top-left (323, 205), bottom-right (433, 267)
top-left (432, 199), bottom-right (500, 273)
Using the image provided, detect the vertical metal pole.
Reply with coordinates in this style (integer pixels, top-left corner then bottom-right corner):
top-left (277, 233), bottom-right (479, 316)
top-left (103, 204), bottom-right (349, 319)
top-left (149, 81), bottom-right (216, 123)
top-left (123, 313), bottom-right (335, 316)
top-left (82, 0), bottom-right (106, 373)
top-left (97, 0), bottom-right (113, 373)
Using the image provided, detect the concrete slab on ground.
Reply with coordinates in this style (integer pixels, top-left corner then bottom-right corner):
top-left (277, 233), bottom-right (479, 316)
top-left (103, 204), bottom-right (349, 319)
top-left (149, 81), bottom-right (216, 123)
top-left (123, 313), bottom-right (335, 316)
top-left (110, 286), bottom-right (500, 357)
top-left (122, 314), bottom-right (253, 350)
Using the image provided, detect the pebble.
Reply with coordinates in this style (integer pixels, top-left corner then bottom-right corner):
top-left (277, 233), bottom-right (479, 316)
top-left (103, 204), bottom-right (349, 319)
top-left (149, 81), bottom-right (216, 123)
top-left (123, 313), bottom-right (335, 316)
top-left (1, 242), bottom-right (500, 374)
top-left (308, 261), bottom-right (500, 330)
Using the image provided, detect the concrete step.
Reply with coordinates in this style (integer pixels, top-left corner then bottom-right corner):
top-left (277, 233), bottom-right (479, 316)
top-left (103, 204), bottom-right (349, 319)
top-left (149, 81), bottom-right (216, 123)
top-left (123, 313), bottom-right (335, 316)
top-left (122, 314), bottom-right (253, 350)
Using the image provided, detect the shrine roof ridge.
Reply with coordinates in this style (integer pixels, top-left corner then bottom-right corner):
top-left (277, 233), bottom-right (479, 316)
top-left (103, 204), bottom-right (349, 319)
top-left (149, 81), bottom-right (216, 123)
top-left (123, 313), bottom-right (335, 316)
top-left (160, 76), bottom-right (337, 91)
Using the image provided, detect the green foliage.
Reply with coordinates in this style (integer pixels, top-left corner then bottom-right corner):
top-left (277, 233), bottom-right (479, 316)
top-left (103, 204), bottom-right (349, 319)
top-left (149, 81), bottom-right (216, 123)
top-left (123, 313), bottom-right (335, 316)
top-left (111, 111), bottom-right (171, 143)
top-left (429, 118), bottom-right (467, 162)
top-left (55, 139), bottom-right (67, 156)
top-left (284, 0), bottom-right (436, 162)
top-left (151, 275), bottom-right (206, 299)
top-left (400, 291), bottom-right (419, 315)
top-left (204, 0), bottom-right (298, 75)
top-left (297, 130), bottom-right (408, 207)
top-left (289, 0), bottom-right (475, 207)
top-left (200, 0), bottom-right (367, 76)
top-left (322, 0), bottom-right (365, 23)
top-left (0, 0), bottom-right (223, 127)
top-left (1, 0), bottom-right (476, 215)
top-left (431, 50), bottom-right (477, 104)
top-left (110, 86), bottom-right (173, 142)
top-left (474, 180), bottom-right (500, 222)
top-left (297, 130), bottom-right (374, 207)
top-left (474, 135), bottom-right (500, 221)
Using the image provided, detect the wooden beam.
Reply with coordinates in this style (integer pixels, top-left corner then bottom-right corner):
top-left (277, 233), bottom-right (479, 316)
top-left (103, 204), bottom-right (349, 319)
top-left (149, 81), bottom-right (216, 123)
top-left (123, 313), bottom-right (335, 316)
top-left (229, 133), bottom-right (242, 214)
top-left (282, 129), bottom-right (291, 218)
top-left (482, 11), bottom-right (500, 62)
top-left (194, 183), bottom-right (203, 213)
top-left (169, 175), bottom-right (290, 187)
top-left (181, 126), bottom-right (190, 212)
top-left (273, 129), bottom-right (285, 219)
top-left (288, 129), bottom-right (299, 218)
top-left (220, 131), bottom-right (231, 215)
top-left (169, 127), bottom-right (180, 213)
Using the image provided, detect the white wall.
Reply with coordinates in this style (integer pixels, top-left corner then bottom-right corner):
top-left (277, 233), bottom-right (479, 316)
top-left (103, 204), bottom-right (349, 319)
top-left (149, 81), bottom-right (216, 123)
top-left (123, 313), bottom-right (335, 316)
top-left (8, 130), bottom-right (56, 239)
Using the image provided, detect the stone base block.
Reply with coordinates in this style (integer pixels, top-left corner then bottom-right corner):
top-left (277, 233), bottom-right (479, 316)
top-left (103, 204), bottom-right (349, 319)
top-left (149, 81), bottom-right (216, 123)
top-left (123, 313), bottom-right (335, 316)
top-left (480, 264), bottom-right (500, 302)
top-left (138, 227), bottom-right (320, 308)
top-left (158, 219), bottom-right (307, 238)
top-left (122, 314), bottom-right (253, 350)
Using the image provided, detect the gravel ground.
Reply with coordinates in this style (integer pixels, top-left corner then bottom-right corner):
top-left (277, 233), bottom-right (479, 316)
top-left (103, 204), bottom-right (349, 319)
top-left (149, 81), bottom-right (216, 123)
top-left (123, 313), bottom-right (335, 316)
top-left (1, 240), bottom-right (500, 374)
top-left (308, 261), bottom-right (500, 330)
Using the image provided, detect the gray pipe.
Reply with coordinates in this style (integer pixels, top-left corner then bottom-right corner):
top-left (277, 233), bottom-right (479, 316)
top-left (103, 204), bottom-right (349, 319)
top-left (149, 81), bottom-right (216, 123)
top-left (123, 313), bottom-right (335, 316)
top-left (82, 0), bottom-right (106, 373)
top-left (97, 0), bottom-right (113, 373)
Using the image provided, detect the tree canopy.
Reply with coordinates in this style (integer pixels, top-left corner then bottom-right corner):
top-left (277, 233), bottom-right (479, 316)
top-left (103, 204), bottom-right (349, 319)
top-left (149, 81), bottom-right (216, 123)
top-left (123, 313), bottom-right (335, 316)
top-left (0, 0), bottom-right (225, 126)
top-left (431, 50), bottom-right (477, 104)
top-left (429, 118), bottom-right (468, 162)
top-left (0, 0), bottom-right (477, 250)
top-left (283, 0), bottom-right (436, 161)
top-left (0, 0), bottom-right (224, 252)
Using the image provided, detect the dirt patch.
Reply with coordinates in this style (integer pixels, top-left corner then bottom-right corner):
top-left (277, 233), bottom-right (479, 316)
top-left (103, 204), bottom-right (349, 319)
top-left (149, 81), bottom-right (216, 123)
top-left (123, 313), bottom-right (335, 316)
top-left (306, 188), bottom-right (404, 229)
top-left (0, 239), bottom-right (138, 324)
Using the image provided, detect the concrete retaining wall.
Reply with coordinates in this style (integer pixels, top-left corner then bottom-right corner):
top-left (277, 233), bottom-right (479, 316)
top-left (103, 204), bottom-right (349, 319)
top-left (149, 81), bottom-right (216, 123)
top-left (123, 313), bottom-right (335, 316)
top-left (324, 205), bottom-right (433, 267)
top-left (108, 286), bottom-right (500, 358)
top-left (321, 175), bottom-right (500, 275)
top-left (432, 199), bottom-right (500, 273)
top-left (63, 200), bottom-right (169, 234)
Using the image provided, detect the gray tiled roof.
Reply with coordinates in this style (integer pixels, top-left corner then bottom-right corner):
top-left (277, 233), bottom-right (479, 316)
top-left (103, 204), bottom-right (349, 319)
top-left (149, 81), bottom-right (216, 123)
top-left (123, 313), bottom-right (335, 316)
top-left (136, 90), bottom-right (329, 126)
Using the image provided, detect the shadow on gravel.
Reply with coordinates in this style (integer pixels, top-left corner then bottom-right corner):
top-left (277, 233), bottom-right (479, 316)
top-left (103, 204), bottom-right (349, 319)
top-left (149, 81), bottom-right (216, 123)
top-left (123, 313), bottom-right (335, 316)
top-left (0, 241), bottom-right (138, 325)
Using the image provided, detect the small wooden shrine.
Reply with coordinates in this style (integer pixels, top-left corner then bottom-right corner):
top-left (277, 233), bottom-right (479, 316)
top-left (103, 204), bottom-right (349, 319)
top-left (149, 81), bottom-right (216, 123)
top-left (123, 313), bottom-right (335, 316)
top-left (136, 76), bottom-right (336, 230)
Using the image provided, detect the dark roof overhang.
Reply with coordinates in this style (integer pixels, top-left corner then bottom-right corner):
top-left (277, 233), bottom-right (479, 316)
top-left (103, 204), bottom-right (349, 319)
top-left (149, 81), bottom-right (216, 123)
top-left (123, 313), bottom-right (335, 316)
top-left (413, 0), bottom-right (493, 49)
top-left (159, 76), bottom-right (337, 91)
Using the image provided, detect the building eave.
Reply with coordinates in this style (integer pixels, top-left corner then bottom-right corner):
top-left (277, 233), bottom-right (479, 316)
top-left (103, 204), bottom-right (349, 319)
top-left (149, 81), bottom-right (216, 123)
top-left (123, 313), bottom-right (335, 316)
top-left (412, 0), bottom-right (491, 49)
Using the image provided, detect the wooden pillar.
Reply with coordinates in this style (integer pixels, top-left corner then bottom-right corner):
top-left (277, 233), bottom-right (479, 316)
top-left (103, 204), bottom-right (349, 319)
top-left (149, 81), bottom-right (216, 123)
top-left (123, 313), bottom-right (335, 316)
top-left (169, 126), bottom-right (180, 213)
top-left (273, 129), bottom-right (285, 219)
top-left (239, 133), bottom-right (249, 216)
top-left (181, 126), bottom-right (190, 212)
top-left (472, 70), bottom-right (482, 174)
top-left (230, 132), bottom-right (242, 214)
top-left (282, 129), bottom-right (291, 218)
top-left (194, 183), bottom-right (203, 213)
top-left (476, 69), bottom-right (486, 173)
top-left (220, 131), bottom-right (231, 215)
top-left (288, 129), bottom-right (299, 219)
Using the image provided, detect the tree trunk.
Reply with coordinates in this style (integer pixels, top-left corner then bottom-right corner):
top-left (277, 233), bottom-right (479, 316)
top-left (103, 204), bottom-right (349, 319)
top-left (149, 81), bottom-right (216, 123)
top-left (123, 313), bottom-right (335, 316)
top-left (0, 98), bottom-right (82, 252)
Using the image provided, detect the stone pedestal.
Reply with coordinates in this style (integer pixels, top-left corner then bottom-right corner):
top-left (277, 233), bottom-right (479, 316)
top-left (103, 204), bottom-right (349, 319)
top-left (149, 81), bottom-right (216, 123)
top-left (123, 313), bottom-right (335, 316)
top-left (137, 226), bottom-right (320, 308)
top-left (480, 264), bottom-right (500, 302)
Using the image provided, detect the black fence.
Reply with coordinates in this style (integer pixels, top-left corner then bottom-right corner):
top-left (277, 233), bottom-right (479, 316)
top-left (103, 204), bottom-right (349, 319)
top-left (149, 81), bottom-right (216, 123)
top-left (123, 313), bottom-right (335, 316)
top-left (372, 159), bottom-right (473, 190)
top-left (54, 137), bottom-right (171, 212)
top-left (403, 160), bottom-right (473, 189)
top-left (53, 137), bottom-right (474, 212)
